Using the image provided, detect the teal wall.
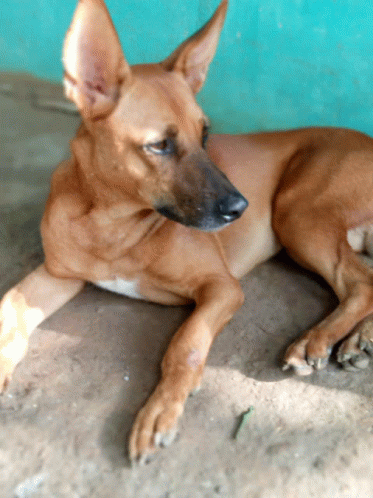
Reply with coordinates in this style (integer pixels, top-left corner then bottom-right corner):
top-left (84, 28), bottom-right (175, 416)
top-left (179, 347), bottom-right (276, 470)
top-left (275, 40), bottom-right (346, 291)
top-left (2, 0), bottom-right (373, 135)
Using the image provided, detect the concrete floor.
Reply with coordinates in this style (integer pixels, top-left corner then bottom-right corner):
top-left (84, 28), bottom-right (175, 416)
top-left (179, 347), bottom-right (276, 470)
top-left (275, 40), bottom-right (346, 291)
top-left (0, 72), bottom-right (372, 498)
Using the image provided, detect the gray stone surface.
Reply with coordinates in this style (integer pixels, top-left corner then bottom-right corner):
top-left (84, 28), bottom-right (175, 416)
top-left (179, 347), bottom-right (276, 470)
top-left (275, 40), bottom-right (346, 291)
top-left (0, 73), bottom-right (372, 498)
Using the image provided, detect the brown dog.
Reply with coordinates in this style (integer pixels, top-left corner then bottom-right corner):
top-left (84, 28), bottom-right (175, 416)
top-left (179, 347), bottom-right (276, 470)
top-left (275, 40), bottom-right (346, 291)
top-left (1, 0), bottom-right (373, 463)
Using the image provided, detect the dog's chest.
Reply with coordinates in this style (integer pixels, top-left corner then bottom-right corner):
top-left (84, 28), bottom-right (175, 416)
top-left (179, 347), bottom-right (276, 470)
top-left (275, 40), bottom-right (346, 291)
top-left (94, 278), bottom-right (143, 299)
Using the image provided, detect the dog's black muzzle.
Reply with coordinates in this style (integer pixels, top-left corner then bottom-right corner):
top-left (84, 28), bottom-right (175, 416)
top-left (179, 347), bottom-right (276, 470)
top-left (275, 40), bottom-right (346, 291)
top-left (156, 152), bottom-right (248, 231)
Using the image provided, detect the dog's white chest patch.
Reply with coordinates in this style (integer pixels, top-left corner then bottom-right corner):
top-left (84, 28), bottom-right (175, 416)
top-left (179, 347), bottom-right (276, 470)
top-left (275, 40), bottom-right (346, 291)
top-left (94, 278), bottom-right (143, 299)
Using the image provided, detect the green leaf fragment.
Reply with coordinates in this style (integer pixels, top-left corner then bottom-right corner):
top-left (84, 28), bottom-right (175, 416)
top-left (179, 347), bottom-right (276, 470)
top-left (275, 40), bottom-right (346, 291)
top-left (234, 406), bottom-right (255, 440)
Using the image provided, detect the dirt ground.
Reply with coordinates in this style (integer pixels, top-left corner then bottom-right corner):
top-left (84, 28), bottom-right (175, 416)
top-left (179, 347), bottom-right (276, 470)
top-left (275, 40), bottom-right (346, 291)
top-left (0, 73), bottom-right (372, 498)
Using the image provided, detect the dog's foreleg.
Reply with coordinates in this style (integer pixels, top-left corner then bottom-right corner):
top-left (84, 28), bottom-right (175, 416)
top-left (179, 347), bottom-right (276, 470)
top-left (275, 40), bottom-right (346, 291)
top-left (0, 264), bottom-right (84, 389)
top-left (129, 275), bottom-right (244, 463)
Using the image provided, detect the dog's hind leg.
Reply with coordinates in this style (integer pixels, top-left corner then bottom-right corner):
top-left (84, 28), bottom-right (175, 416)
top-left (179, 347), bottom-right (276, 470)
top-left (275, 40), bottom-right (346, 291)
top-left (0, 264), bottom-right (84, 389)
top-left (274, 210), bottom-right (373, 375)
top-left (336, 226), bottom-right (373, 370)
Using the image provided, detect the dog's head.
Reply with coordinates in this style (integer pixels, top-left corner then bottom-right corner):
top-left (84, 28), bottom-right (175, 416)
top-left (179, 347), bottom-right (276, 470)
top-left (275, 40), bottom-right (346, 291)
top-left (63, 0), bottom-right (248, 231)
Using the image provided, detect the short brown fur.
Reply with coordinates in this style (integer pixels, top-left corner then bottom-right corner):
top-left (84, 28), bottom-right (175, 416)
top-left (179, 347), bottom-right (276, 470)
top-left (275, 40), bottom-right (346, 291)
top-left (1, 0), bottom-right (373, 463)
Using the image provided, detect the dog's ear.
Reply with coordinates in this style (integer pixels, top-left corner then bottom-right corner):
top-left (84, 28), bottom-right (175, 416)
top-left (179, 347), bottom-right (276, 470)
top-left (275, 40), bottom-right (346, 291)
top-left (63, 0), bottom-right (131, 118)
top-left (161, 0), bottom-right (228, 94)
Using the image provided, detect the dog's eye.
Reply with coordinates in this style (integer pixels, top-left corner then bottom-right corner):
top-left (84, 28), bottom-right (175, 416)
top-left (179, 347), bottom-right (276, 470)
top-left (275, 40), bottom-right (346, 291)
top-left (202, 126), bottom-right (209, 148)
top-left (145, 138), bottom-right (175, 156)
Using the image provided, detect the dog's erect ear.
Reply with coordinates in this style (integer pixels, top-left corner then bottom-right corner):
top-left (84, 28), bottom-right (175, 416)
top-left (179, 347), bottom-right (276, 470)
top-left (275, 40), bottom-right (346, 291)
top-left (161, 0), bottom-right (228, 94)
top-left (63, 0), bottom-right (131, 118)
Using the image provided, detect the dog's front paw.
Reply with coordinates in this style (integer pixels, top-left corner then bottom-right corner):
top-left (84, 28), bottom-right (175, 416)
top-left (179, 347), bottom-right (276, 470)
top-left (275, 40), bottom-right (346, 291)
top-left (129, 386), bottom-right (183, 464)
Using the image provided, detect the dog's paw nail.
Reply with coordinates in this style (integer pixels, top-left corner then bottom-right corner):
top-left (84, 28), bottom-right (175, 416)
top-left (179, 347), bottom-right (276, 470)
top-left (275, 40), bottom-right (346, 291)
top-left (359, 341), bottom-right (367, 351)
top-left (190, 384), bottom-right (201, 396)
top-left (154, 432), bottom-right (163, 447)
top-left (337, 352), bottom-right (350, 363)
top-left (282, 361), bottom-right (313, 375)
top-left (360, 340), bottom-right (373, 355)
top-left (154, 429), bottom-right (178, 448)
top-left (138, 453), bottom-right (155, 466)
top-left (310, 357), bottom-right (328, 370)
top-left (353, 358), bottom-right (369, 369)
top-left (350, 354), bottom-right (369, 369)
top-left (341, 361), bottom-right (360, 372)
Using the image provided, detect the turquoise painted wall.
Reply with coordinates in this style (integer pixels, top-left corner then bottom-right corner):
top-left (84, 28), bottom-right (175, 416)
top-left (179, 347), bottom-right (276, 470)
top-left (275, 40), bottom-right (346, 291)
top-left (2, 0), bottom-right (373, 135)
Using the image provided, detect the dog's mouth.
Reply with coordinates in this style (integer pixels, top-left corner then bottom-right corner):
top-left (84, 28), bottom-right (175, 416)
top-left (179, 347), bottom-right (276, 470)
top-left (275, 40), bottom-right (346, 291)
top-left (156, 191), bottom-right (248, 232)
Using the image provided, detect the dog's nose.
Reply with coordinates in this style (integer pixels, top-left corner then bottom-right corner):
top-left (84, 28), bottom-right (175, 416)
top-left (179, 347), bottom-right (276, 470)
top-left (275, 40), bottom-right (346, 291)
top-left (217, 193), bottom-right (248, 223)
